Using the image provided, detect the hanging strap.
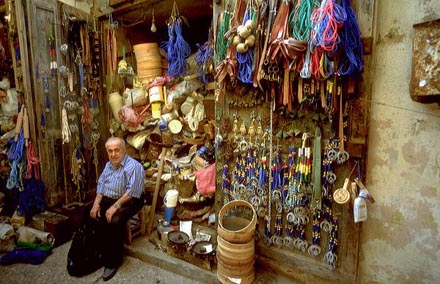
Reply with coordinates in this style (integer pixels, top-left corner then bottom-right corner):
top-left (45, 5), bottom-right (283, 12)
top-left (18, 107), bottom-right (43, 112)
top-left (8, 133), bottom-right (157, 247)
top-left (311, 126), bottom-right (322, 210)
top-left (257, 0), bottom-right (277, 90)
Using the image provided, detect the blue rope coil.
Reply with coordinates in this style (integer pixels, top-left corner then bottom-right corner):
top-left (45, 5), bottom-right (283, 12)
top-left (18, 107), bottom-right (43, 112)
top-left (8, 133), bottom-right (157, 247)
top-left (237, 49), bottom-right (254, 84)
top-left (311, 0), bottom-right (347, 54)
top-left (7, 130), bottom-right (24, 162)
top-left (6, 131), bottom-right (25, 190)
top-left (237, 10), bottom-right (254, 84)
top-left (161, 25), bottom-right (176, 75)
top-left (338, 0), bottom-right (363, 75)
top-left (194, 41), bottom-right (214, 84)
top-left (162, 19), bottom-right (191, 78)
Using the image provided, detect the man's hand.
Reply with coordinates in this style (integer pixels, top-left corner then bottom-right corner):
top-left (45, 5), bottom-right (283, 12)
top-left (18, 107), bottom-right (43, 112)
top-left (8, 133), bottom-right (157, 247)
top-left (90, 204), bottom-right (101, 219)
top-left (105, 206), bottom-right (118, 223)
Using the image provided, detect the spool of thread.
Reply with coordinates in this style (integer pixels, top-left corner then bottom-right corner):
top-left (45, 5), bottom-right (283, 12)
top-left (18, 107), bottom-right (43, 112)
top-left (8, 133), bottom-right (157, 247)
top-left (108, 92), bottom-right (123, 122)
top-left (164, 189), bottom-right (179, 207)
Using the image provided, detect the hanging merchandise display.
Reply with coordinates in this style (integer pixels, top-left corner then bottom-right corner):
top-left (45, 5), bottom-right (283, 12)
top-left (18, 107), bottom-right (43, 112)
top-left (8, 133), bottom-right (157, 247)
top-left (214, 0), bottom-right (371, 278)
top-left (46, 13), bottom-right (103, 206)
top-left (161, 1), bottom-right (191, 78)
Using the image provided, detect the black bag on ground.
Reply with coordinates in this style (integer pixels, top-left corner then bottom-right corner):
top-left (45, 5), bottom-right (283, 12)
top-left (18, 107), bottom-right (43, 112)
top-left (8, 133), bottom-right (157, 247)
top-left (67, 217), bottom-right (103, 277)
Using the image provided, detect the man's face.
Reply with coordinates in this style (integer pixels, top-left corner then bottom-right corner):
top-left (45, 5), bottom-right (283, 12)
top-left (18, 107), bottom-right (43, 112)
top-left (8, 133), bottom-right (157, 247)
top-left (106, 140), bottom-right (125, 167)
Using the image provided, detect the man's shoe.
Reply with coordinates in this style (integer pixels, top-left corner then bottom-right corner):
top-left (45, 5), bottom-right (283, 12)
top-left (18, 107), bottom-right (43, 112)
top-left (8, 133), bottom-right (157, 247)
top-left (103, 267), bottom-right (118, 281)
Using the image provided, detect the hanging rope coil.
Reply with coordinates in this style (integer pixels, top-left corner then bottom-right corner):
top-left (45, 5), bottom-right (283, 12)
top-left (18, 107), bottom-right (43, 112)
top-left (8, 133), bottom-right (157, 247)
top-left (215, 0), bottom-right (246, 93)
top-left (6, 131), bottom-right (25, 190)
top-left (18, 177), bottom-right (47, 216)
top-left (289, 0), bottom-right (320, 41)
top-left (6, 160), bottom-right (19, 190)
top-left (338, 0), bottom-right (363, 75)
top-left (71, 146), bottom-right (86, 194)
top-left (61, 108), bottom-right (71, 144)
top-left (310, 0), bottom-right (347, 53)
top-left (237, 49), bottom-right (254, 84)
top-left (161, 2), bottom-right (191, 78)
top-left (195, 40), bottom-right (214, 83)
top-left (105, 28), bottom-right (117, 73)
top-left (195, 26), bottom-right (214, 84)
top-left (172, 19), bottom-right (191, 75)
top-left (26, 143), bottom-right (41, 180)
top-left (7, 130), bottom-right (24, 162)
top-left (215, 8), bottom-right (232, 66)
top-left (300, 43), bottom-right (312, 78)
top-left (161, 23), bottom-right (176, 73)
top-left (185, 102), bottom-right (206, 132)
top-left (237, 9), bottom-right (255, 84)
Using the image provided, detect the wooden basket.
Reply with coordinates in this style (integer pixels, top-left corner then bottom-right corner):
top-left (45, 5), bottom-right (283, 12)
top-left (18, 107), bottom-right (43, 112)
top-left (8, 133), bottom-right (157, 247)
top-left (217, 200), bottom-right (257, 244)
top-left (137, 68), bottom-right (163, 77)
top-left (133, 43), bottom-right (159, 55)
top-left (216, 250), bottom-right (255, 267)
top-left (137, 60), bottom-right (162, 70)
top-left (216, 236), bottom-right (254, 259)
top-left (136, 54), bottom-right (161, 62)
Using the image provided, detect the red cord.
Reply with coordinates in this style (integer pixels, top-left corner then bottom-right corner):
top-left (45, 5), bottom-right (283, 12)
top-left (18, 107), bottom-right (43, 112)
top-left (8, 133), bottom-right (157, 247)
top-left (26, 143), bottom-right (41, 180)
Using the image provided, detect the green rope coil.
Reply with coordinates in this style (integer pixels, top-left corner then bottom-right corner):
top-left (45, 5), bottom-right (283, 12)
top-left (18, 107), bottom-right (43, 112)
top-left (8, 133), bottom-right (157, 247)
top-left (289, 0), bottom-right (320, 41)
top-left (216, 9), bottom-right (232, 66)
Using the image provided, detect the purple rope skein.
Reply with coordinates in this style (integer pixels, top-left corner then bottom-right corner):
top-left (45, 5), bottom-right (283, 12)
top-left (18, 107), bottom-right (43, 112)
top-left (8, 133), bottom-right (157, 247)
top-left (160, 23), bottom-right (176, 77)
top-left (338, 0), bottom-right (363, 75)
top-left (195, 41), bottom-right (214, 84)
top-left (170, 19), bottom-right (191, 77)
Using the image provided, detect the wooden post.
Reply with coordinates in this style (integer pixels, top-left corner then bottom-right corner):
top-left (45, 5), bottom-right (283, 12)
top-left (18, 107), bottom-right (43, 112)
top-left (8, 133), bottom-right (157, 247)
top-left (147, 147), bottom-right (167, 235)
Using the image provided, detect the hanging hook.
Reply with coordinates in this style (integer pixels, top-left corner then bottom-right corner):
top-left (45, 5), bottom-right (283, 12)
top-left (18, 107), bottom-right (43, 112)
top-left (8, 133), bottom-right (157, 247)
top-left (108, 13), bottom-right (119, 29)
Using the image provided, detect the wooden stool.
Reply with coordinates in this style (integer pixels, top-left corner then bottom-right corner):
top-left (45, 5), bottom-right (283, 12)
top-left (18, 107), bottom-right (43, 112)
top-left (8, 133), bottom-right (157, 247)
top-left (125, 206), bottom-right (147, 244)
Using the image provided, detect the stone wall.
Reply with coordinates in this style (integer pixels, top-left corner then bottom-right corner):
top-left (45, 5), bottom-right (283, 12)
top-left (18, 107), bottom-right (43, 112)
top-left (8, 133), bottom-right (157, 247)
top-left (360, 0), bottom-right (440, 283)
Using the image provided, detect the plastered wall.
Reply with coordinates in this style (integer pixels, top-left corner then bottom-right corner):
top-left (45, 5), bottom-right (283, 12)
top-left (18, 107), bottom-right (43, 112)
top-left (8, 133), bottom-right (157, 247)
top-left (359, 0), bottom-right (440, 283)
